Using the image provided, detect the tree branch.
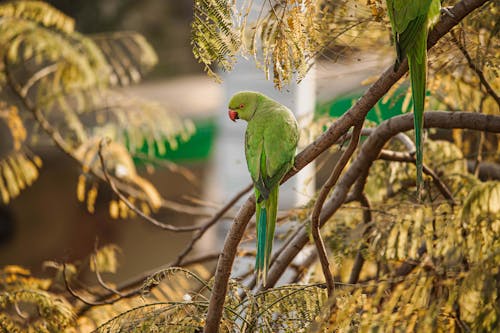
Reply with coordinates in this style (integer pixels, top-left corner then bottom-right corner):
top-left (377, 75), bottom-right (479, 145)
top-left (450, 31), bottom-right (500, 108)
top-left (172, 184), bottom-right (253, 266)
top-left (311, 123), bottom-right (362, 297)
top-left (203, 196), bottom-right (256, 331)
top-left (264, 111), bottom-right (500, 291)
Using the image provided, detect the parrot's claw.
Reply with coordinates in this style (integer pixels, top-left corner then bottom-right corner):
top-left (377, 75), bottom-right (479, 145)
top-left (292, 165), bottom-right (299, 172)
top-left (441, 7), bottom-right (455, 18)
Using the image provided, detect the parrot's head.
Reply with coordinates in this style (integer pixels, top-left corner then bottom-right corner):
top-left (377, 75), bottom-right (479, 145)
top-left (227, 91), bottom-right (259, 122)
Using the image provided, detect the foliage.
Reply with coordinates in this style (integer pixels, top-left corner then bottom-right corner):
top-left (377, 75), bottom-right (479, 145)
top-left (192, 0), bottom-right (387, 88)
top-left (2, 172), bottom-right (499, 332)
top-left (429, 1), bottom-right (499, 114)
top-left (94, 269), bottom-right (327, 332)
top-left (0, 0), bottom-right (195, 216)
top-left (191, 0), bottom-right (499, 124)
top-left (0, 253), bottom-right (214, 332)
top-left (311, 139), bottom-right (500, 332)
top-left (0, 103), bottom-right (42, 203)
top-left (0, 265), bottom-right (74, 333)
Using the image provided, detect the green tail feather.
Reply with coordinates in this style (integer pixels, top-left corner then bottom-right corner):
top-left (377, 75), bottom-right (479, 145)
top-left (255, 186), bottom-right (278, 287)
top-left (408, 29), bottom-right (427, 201)
top-left (256, 206), bottom-right (267, 282)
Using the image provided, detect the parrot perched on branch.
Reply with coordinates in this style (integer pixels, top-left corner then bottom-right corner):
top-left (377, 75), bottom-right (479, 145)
top-left (386, 0), bottom-right (441, 199)
top-left (228, 91), bottom-right (299, 286)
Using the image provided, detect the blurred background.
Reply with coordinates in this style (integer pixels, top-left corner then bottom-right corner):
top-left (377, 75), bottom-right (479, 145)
top-left (0, 0), bottom-right (389, 283)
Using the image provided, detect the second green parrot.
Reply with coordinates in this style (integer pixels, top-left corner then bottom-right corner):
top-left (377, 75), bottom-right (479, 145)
top-left (228, 91), bottom-right (299, 286)
top-left (386, 0), bottom-right (441, 199)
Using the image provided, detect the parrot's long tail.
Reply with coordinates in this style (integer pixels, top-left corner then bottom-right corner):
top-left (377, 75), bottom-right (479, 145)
top-left (408, 27), bottom-right (428, 201)
top-left (255, 186), bottom-right (278, 287)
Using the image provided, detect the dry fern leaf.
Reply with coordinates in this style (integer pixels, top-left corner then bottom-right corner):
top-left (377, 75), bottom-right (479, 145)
top-left (191, 0), bottom-right (241, 80)
top-left (91, 32), bottom-right (158, 86)
top-left (84, 91), bottom-right (196, 155)
top-left (0, 104), bottom-right (42, 204)
top-left (461, 181), bottom-right (500, 263)
top-left (462, 181), bottom-right (500, 223)
top-left (0, 266), bottom-right (75, 333)
top-left (0, 0), bottom-right (75, 33)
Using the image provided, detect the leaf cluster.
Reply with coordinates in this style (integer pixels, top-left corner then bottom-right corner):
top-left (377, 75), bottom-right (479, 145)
top-left (310, 139), bottom-right (500, 332)
top-left (0, 266), bottom-right (74, 333)
top-left (0, 1), bottom-right (195, 216)
top-left (191, 0), bottom-right (386, 88)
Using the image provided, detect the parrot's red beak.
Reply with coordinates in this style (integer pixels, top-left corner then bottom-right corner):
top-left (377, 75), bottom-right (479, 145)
top-left (228, 109), bottom-right (239, 122)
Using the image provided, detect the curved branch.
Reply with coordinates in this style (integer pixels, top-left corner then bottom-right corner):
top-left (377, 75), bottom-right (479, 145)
top-left (450, 31), bottom-right (500, 108)
top-left (264, 111), bottom-right (500, 290)
top-left (311, 123), bottom-right (363, 297)
top-left (97, 139), bottom-right (204, 232)
top-left (92, 240), bottom-right (125, 297)
top-left (203, 1), bottom-right (490, 330)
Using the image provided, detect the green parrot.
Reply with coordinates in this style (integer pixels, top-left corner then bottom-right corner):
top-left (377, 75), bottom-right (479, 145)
top-left (386, 0), bottom-right (441, 199)
top-left (228, 91), bottom-right (299, 286)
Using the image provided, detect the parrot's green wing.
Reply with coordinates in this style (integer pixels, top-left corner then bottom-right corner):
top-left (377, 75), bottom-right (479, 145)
top-left (387, 0), bottom-right (433, 68)
top-left (245, 112), bottom-right (298, 201)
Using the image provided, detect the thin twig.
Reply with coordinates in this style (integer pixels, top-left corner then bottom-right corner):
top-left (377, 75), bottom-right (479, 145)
top-left (76, 252), bottom-right (220, 316)
top-left (159, 198), bottom-right (220, 218)
top-left (311, 123), bottom-right (363, 297)
top-left (92, 239), bottom-right (125, 297)
top-left (173, 183), bottom-right (253, 266)
top-left (63, 263), bottom-right (126, 306)
top-left (450, 31), bottom-right (500, 108)
top-left (97, 139), bottom-right (203, 232)
top-left (378, 149), bottom-right (456, 204)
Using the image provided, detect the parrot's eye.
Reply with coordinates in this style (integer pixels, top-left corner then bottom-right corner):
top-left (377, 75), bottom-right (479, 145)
top-left (239, 104), bottom-right (244, 109)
